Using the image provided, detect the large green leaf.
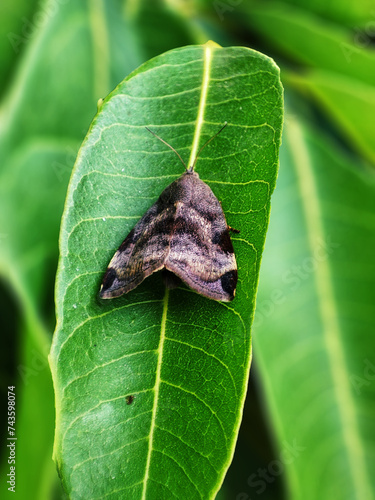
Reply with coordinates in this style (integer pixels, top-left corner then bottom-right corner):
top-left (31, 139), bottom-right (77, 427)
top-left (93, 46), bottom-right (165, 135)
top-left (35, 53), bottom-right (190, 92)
top-left (0, 0), bottom-right (143, 315)
top-left (244, 3), bottom-right (375, 164)
top-left (0, 1), bottom-right (144, 498)
top-left (245, 2), bottom-right (375, 87)
top-left (0, 0), bottom-right (39, 95)
top-left (285, 70), bottom-right (375, 165)
top-left (49, 43), bottom-right (283, 498)
top-left (259, 0), bottom-right (375, 26)
top-left (253, 116), bottom-right (375, 499)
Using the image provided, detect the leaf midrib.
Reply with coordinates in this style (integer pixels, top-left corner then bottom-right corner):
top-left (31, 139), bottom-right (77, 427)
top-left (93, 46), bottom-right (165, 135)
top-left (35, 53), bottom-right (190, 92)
top-left (89, 0), bottom-right (111, 99)
top-left (287, 117), bottom-right (372, 499)
top-left (141, 288), bottom-right (169, 499)
top-left (141, 42), bottom-right (214, 499)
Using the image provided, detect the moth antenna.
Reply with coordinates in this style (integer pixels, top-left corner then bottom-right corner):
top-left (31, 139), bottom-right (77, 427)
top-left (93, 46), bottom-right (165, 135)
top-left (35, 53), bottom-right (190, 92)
top-left (190, 121), bottom-right (228, 172)
top-left (145, 127), bottom-right (188, 171)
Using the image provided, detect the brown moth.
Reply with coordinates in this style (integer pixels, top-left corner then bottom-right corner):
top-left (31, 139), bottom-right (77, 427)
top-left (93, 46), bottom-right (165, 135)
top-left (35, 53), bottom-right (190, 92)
top-left (99, 124), bottom-right (238, 302)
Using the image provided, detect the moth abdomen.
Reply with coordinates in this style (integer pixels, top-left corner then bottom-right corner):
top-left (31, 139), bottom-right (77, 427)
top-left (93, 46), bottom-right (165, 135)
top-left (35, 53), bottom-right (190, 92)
top-left (162, 269), bottom-right (182, 290)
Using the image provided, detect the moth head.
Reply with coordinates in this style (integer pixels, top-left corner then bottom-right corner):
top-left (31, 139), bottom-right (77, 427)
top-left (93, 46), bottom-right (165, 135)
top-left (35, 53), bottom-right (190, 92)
top-left (145, 122), bottom-right (228, 174)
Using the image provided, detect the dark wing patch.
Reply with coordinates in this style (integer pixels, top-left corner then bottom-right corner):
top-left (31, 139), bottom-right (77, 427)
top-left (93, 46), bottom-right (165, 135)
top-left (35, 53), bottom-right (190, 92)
top-left (99, 202), bottom-right (176, 298)
top-left (166, 201), bottom-right (237, 302)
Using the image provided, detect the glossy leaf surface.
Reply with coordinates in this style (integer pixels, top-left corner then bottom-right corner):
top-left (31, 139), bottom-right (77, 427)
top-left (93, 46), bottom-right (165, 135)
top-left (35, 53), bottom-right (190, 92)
top-left (49, 43), bottom-right (283, 499)
top-left (254, 116), bottom-right (375, 500)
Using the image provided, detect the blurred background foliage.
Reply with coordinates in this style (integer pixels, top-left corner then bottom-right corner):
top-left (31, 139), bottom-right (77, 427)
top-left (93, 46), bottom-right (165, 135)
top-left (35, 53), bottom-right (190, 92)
top-left (0, 0), bottom-right (374, 499)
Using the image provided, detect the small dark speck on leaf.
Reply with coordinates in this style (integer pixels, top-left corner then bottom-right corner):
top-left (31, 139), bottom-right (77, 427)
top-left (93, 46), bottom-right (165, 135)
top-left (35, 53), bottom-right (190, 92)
top-left (126, 395), bottom-right (135, 405)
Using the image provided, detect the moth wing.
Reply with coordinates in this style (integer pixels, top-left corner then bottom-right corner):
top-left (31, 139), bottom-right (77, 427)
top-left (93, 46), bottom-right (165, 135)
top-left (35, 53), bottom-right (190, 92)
top-left (100, 202), bottom-right (175, 298)
top-left (165, 201), bottom-right (237, 302)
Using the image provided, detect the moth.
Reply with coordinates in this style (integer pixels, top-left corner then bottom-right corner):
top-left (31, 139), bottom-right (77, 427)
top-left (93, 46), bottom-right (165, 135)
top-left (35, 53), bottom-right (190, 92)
top-left (100, 123), bottom-right (238, 302)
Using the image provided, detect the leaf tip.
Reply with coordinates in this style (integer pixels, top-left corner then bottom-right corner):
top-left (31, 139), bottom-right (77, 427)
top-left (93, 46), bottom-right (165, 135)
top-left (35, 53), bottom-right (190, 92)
top-left (204, 40), bottom-right (221, 49)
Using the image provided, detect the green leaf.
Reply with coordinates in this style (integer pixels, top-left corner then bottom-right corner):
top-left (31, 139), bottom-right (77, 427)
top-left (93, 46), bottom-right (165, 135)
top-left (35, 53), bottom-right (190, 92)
top-left (259, 0), bottom-right (375, 26)
top-left (49, 43), bottom-right (283, 498)
top-left (254, 115), bottom-right (375, 499)
top-left (0, 0), bottom-right (39, 95)
top-left (0, 0), bottom-right (143, 332)
top-left (126, 0), bottom-right (198, 59)
top-left (285, 70), bottom-right (375, 165)
top-left (0, 1), bottom-right (144, 497)
top-left (243, 3), bottom-right (375, 164)
top-left (4, 323), bottom-right (57, 500)
top-left (245, 2), bottom-right (375, 87)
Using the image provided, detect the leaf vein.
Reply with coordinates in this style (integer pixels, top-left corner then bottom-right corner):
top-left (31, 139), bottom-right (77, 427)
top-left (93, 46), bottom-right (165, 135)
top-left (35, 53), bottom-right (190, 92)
top-left (151, 449), bottom-right (202, 499)
top-left (55, 299), bottom-right (163, 361)
top-left (62, 349), bottom-right (157, 395)
top-left (155, 424), bottom-right (220, 475)
top-left (165, 336), bottom-right (238, 398)
top-left (161, 380), bottom-right (228, 445)
top-left (61, 391), bottom-right (153, 447)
